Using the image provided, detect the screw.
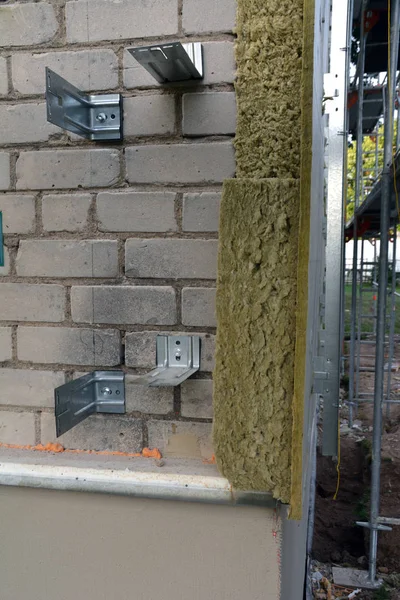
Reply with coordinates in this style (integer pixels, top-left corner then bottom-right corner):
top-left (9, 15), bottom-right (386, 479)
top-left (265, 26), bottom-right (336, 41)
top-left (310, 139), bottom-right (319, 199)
top-left (96, 113), bottom-right (107, 122)
top-left (101, 387), bottom-right (111, 395)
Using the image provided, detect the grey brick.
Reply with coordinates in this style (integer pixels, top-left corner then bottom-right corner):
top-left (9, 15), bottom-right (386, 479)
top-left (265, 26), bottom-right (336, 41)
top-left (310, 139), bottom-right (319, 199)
top-left (0, 369), bottom-right (64, 408)
top-left (17, 326), bottom-right (121, 366)
top-left (183, 0), bottom-right (236, 33)
top-left (125, 377), bottom-right (174, 415)
top-left (71, 286), bottom-right (177, 325)
top-left (16, 149), bottom-right (120, 190)
top-left (0, 153), bottom-right (10, 190)
top-left (182, 192), bottom-right (221, 232)
top-left (16, 240), bottom-right (118, 278)
top-left (12, 50), bottom-right (118, 95)
top-left (0, 3), bottom-right (58, 47)
top-left (97, 191), bottom-right (177, 233)
top-left (42, 194), bottom-right (91, 232)
top-left (125, 331), bottom-right (215, 372)
top-left (0, 104), bottom-right (58, 144)
top-left (41, 412), bottom-right (143, 452)
top-left (182, 287), bottom-right (216, 327)
top-left (147, 420), bottom-right (213, 459)
top-left (181, 379), bottom-right (213, 419)
top-left (202, 41), bottom-right (236, 84)
top-left (0, 328), bottom-right (12, 362)
top-left (126, 142), bottom-right (235, 184)
top-left (66, 0), bottom-right (178, 43)
top-left (0, 411), bottom-right (35, 445)
top-left (124, 41), bottom-right (235, 88)
top-left (0, 58), bottom-right (8, 96)
top-left (0, 195), bottom-right (35, 234)
top-left (124, 95), bottom-right (176, 137)
top-left (0, 249), bottom-right (10, 277)
top-left (126, 239), bottom-right (218, 279)
top-left (0, 284), bottom-right (65, 322)
top-left (198, 334), bottom-right (215, 372)
top-left (183, 92), bottom-right (236, 136)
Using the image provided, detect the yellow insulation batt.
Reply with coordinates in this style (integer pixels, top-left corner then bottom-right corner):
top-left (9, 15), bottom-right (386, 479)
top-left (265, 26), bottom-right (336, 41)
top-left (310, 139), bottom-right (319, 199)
top-left (213, 0), bottom-right (315, 517)
top-left (234, 0), bottom-right (304, 179)
top-left (213, 179), bottom-right (299, 503)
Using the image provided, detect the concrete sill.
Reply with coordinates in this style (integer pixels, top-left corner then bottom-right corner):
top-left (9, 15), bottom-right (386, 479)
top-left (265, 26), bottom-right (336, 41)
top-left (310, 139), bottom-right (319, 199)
top-left (0, 448), bottom-right (274, 507)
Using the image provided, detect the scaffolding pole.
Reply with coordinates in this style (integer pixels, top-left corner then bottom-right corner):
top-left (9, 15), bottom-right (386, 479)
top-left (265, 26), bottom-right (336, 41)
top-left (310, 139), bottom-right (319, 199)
top-left (386, 230), bottom-right (398, 417)
top-left (368, 0), bottom-right (400, 583)
top-left (349, 1), bottom-right (368, 427)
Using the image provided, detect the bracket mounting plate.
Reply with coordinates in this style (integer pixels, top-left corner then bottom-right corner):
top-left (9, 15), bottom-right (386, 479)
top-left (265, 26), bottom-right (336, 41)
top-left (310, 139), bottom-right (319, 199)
top-left (46, 68), bottom-right (122, 141)
top-left (132, 335), bottom-right (200, 387)
top-left (128, 42), bottom-right (203, 83)
top-left (55, 371), bottom-right (125, 437)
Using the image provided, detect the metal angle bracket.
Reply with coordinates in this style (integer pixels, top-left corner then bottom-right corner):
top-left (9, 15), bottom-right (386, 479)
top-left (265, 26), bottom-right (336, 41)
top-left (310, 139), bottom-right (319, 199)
top-left (132, 335), bottom-right (200, 387)
top-left (55, 371), bottom-right (125, 437)
top-left (128, 42), bottom-right (203, 83)
top-left (313, 355), bottom-right (329, 395)
top-left (46, 68), bottom-right (123, 141)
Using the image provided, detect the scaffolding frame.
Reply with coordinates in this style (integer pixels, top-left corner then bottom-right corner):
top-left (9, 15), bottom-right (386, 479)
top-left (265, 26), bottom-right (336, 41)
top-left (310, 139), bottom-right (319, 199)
top-left (343, 0), bottom-right (400, 585)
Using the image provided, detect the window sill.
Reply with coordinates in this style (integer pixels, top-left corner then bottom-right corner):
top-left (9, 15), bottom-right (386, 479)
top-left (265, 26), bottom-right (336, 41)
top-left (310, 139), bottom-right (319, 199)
top-left (0, 448), bottom-right (274, 507)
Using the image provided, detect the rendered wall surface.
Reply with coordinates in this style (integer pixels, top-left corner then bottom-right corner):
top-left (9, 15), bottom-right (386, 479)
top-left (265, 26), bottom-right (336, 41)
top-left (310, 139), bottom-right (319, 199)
top-left (0, 485), bottom-right (281, 600)
top-left (0, 0), bottom-right (237, 456)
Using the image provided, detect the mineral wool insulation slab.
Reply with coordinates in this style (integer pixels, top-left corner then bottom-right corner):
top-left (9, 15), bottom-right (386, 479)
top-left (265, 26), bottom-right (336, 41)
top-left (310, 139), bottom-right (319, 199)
top-left (213, 179), bottom-right (299, 502)
top-left (234, 0), bottom-right (304, 180)
top-left (213, 0), bottom-right (313, 516)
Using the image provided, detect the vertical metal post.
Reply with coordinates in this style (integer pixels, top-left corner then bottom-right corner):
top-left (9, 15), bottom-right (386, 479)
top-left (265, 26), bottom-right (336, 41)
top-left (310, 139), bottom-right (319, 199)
top-left (373, 239), bottom-right (378, 335)
top-left (396, 99), bottom-right (400, 150)
top-left (362, 134), bottom-right (366, 202)
top-left (386, 225), bottom-right (397, 418)
top-left (355, 237), bottom-right (365, 412)
top-left (322, 0), bottom-right (350, 455)
top-left (368, 0), bottom-right (400, 583)
top-left (349, 4), bottom-right (367, 429)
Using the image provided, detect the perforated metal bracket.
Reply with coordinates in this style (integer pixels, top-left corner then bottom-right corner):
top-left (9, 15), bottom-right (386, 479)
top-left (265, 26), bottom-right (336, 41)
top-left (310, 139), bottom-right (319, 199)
top-left (132, 335), bottom-right (200, 387)
top-left (55, 371), bottom-right (125, 437)
top-left (313, 356), bottom-right (329, 395)
top-left (128, 42), bottom-right (203, 83)
top-left (46, 68), bottom-right (123, 141)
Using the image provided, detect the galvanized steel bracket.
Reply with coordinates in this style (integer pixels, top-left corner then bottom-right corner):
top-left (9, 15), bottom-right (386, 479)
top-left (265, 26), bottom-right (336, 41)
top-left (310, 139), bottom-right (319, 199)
top-left (313, 356), bottom-right (329, 395)
top-left (46, 68), bottom-right (123, 141)
top-left (128, 42), bottom-right (203, 83)
top-left (132, 335), bottom-right (200, 387)
top-left (55, 371), bottom-right (125, 437)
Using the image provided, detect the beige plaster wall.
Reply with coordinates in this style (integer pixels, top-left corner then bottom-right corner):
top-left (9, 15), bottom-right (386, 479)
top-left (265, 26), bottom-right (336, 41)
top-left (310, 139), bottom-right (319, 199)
top-left (0, 485), bottom-right (281, 600)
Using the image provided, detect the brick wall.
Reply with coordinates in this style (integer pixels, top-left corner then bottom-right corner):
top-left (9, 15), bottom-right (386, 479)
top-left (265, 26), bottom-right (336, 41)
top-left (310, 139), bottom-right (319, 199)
top-left (0, 0), bottom-right (236, 458)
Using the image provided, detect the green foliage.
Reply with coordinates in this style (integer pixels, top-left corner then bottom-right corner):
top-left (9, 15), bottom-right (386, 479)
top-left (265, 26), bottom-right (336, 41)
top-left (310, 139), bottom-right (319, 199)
top-left (346, 124), bottom-right (385, 220)
top-left (373, 585), bottom-right (391, 600)
top-left (346, 121), bottom-right (399, 221)
top-left (355, 489), bottom-right (370, 521)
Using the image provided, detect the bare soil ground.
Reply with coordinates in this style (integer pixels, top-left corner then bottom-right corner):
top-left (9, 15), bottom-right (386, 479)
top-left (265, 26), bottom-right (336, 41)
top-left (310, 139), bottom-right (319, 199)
top-left (311, 340), bottom-right (400, 599)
